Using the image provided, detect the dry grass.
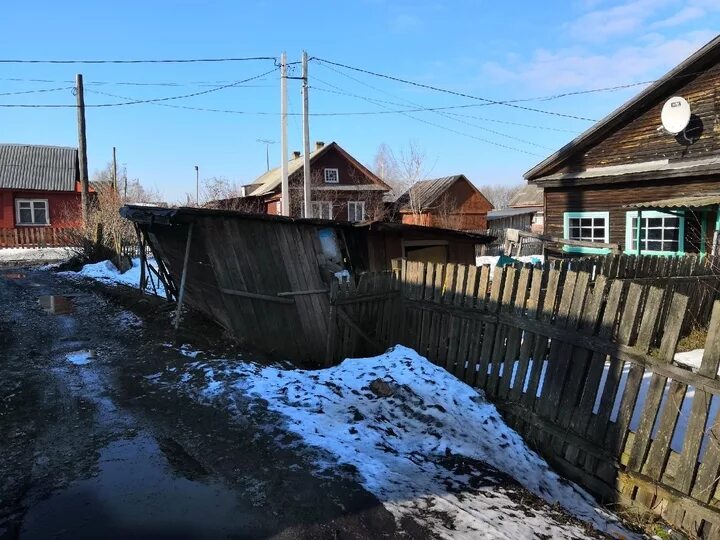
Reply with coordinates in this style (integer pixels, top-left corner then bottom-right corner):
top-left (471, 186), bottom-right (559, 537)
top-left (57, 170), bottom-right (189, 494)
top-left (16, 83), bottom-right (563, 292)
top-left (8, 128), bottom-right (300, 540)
top-left (676, 326), bottom-right (708, 353)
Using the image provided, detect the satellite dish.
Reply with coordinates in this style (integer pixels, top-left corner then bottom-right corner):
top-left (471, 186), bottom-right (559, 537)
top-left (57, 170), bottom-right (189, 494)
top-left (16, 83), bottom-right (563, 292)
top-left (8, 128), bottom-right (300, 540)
top-left (661, 96), bottom-right (691, 135)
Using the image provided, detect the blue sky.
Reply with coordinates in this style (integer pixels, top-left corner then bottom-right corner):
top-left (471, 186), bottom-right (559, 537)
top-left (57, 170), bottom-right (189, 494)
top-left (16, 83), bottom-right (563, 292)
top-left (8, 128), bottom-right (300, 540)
top-left (1, 0), bottom-right (718, 201)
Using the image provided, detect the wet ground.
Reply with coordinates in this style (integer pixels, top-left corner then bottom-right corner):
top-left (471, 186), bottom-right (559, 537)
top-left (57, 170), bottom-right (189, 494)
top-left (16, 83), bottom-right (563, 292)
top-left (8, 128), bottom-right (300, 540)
top-left (0, 267), bottom-right (427, 539)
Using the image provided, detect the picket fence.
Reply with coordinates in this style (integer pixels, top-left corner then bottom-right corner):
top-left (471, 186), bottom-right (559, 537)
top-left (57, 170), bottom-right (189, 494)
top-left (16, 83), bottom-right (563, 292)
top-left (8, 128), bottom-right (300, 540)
top-left (0, 227), bottom-right (75, 248)
top-left (326, 257), bottom-right (720, 538)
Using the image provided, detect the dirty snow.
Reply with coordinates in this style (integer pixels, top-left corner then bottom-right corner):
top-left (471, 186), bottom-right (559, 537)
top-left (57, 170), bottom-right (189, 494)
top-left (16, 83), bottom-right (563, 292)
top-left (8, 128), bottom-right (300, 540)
top-left (0, 247), bottom-right (75, 263)
top-left (61, 257), bottom-right (165, 297)
top-left (170, 346), bottom-right (630, 539)
top-left (66, 350), bottom-right (94, 365)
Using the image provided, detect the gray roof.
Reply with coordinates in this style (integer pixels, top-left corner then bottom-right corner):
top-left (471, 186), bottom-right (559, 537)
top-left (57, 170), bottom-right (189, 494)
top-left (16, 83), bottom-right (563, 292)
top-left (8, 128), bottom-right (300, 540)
top-left (0, 144), bottom-right (78, 191)
top-left (396, 175), bottom-right (463, 212)
top-left (488, 207), bottom-right (537, 219)
top-left (623, 193), bottom-right (720, 210)
top-left (508, 183), bottom-right (543, 207)
top-left (525, 34), bottom-right (720, 181)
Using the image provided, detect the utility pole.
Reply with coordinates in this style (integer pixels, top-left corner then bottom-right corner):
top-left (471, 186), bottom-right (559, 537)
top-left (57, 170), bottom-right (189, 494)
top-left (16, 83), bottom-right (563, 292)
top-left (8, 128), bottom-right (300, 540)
top-left (302, 51), bottom-right (311, 218)
top-left (76, 74), bottom-right (89, 224)
top-left (123, 165), bottom-right (127, 201)
top-left (280, 51), bottom-right (289, 216)
top-left (195, 165), bottom-right (199, 206)
top-left (112, 147), bottom-right (117, 191)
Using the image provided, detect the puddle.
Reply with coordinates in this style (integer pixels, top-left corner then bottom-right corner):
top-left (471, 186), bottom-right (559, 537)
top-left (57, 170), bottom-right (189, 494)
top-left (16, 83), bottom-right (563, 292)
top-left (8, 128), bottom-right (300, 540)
top-left (38, 295), bottom-right (74, 314)
top-left (66, 350), bottom-right (94, 366)
top-left (20, 434), bottom-right (256, 539)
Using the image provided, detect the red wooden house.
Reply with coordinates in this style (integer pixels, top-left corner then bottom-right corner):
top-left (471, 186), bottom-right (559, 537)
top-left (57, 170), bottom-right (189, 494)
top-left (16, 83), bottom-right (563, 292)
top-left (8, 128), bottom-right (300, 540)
top-left (0, 144), bottom-right (83, 247)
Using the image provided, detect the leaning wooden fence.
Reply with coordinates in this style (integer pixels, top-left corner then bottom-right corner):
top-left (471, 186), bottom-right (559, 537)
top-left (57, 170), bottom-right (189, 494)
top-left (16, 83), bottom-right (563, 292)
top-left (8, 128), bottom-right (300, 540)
top-left (328, 258), bottom-right (720, 538)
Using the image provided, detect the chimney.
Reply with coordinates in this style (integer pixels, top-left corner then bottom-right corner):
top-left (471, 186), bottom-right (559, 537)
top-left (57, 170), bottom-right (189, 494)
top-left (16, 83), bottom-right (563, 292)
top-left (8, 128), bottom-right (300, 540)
top-left (292, 151), bottom-right (301, 159)
top-left (315, 141), bottom-right (325, 150)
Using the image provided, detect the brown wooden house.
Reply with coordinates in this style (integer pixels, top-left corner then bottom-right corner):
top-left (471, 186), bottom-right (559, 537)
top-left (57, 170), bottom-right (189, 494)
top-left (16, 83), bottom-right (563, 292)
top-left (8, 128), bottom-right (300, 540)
top-left (394, 175), bottom-right (494, 231)
top-left (235, 141), bottom-right (391, 221)
top-left (525, 35), bottom-right (720, 257)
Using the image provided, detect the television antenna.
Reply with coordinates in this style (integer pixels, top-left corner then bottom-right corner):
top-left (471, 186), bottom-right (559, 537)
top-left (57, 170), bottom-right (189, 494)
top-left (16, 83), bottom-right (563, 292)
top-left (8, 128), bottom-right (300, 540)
top-left (256, 138), bottom-right (276, 171)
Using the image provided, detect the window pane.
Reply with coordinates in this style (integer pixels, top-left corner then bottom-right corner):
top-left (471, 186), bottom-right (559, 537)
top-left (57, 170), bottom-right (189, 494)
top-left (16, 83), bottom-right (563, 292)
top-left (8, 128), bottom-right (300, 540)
top-left (647, 218), bottom-right (662, 228)
top-left (665, 218), bottom-right (679, 228)
top-left (569, 227), bottom-right (580, 239)
top-left (34, 206), bottom-right (47, 224)
top-left (19, 201), bottom-right (31, 209)
top-left (665, 228), bottom-right (679, 240)
top-left (580, 227), bottom-right (592, 238)
top-left (569, 218), bottom-right (580, 228)
top-left (647, 241), bottom-right (662, 251)
top-left (580, 218), bottom-right (592, 227)
top-left (19, 208), bottom-right (32, 224)
top-left (593, 227), bottom-right (605, 239)
top-left (648, 228), bottom-right (662, 240)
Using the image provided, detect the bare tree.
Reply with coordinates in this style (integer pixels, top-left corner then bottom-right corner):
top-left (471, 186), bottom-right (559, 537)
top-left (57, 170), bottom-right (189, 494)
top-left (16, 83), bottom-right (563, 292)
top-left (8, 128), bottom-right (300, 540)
top-left (478, 183), bottom-right (524, 209)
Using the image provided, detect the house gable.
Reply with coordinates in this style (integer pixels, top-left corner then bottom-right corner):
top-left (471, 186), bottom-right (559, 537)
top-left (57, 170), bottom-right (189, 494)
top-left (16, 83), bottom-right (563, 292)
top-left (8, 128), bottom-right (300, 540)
top-left (526, 35), bottom-right (720, 182)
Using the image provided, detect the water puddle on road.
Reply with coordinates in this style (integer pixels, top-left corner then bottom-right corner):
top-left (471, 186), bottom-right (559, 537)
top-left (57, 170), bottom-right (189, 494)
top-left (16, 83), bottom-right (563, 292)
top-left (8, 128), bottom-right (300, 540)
top-left (20, 434), bottom-right (254, 539)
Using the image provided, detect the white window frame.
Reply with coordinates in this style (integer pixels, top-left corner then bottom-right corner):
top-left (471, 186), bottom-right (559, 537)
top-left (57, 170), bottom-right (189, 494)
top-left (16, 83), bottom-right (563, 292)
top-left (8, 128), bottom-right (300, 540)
top-left (347, 201), bottom-right (366, 222)
top-left (625, 210), bottom-right (685, 256)
top-left (324, 168), bottom-right (339, 184)
top-left (15, 198), bottom-right (50, 226)
top-left (563, 211), bottom-right (610, 254)
top-left (311, 201), bottom-right (333, 220)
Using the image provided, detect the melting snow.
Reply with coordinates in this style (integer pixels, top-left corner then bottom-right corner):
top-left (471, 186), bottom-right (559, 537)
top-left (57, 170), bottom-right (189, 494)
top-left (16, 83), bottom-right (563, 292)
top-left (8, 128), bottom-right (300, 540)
top-left (171, 346), bottom-right (631, 538)
top-left (61, 258), bottom-right (165, 297)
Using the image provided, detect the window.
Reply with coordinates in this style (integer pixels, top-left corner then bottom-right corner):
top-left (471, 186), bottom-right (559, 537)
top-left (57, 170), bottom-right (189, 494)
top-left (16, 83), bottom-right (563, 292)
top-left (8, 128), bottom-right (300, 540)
top-left (347, 201), bottom-right (365, 222)
top-left (563, 211), bottom-right (609, 254)
top-left (625, 210), bottom-right (684, 255)
top-left (311, 201), bottom-right (333, 220)
top-left (324, 168), bottom-right (339, 184)
top-left (16, 199), bottom-right (49, 225)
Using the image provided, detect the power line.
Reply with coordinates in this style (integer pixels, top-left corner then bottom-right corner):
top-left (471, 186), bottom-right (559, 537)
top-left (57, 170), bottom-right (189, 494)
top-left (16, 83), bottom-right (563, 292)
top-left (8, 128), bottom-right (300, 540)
top-left (0, 76), bottom-right (273, 88)
top-left (0, 69), bottom-right (278, 108)
top-left (0, 56), bottom-right (278, 64)
top-left (311, 84), bottom-right (579, 133)
top-left (0, 86), bottom-right (73, 97)
top-left (312, 67), bottom-right (551, 152)
top-left (314, 57), bottom-right (597, 122)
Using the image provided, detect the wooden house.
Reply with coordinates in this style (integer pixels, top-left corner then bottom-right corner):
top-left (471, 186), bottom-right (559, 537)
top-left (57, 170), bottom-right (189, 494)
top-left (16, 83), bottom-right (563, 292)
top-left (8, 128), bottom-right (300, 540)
top-left (525, 35), bottom-right (720, 256)
top-left (394, 175), bottom-right (494, 231)
top-left (230, 141), bottom-right (391, 221)
top-left (0, 144), bottom-right (84, 247)
top-left (121, 204), bottom-right (492, 361)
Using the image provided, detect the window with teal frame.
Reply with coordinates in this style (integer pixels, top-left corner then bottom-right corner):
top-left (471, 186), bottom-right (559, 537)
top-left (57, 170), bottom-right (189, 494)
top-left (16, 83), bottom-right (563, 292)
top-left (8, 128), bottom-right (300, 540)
top-left (624, 210), bottom-right (684, 256)
top-left (563, 211), bottom-right (610, 254)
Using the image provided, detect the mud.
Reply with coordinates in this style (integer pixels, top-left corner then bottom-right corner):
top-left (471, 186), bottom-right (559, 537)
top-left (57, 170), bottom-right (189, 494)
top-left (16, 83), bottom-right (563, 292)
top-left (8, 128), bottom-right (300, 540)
top-left (0, 267), bottom-right (430, 539)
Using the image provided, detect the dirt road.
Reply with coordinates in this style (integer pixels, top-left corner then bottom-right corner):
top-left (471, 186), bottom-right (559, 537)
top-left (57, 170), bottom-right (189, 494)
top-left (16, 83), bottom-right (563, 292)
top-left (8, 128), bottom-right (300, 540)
top-left (0, 267), bottom-right (426, 539)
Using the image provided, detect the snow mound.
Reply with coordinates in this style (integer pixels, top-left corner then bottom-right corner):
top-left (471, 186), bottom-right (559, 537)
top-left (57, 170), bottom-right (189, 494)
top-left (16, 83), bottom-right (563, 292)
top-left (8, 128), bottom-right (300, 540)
top-left (182, 346), bottom-right (630, 538)
top-left (61, 257), bottom-right (165, 297)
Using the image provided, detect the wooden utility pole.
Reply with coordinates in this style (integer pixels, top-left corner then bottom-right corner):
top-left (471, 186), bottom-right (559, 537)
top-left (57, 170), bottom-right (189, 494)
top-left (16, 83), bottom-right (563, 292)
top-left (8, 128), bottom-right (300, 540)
top-left (76, 74), bottom-right (89, 224)
top-left (302, 51), bottom-right (311, 218)
top-left (280, 51), bottom-right (289, 216)
top-left (112, 147), bottom-right (117, 191)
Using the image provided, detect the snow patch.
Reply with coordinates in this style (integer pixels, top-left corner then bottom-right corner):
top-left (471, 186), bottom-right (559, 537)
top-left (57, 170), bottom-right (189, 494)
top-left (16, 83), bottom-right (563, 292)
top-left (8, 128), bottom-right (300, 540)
top-left (674, 349), bottom-right (706, 372)
top-left (61, 257), bottom-right (165, 297)
top-left (476, 255), bottom-right (544, 267)
top-left (174, 346), bottom-right (630, 538)
top-left (0, 247), bottom-right (75, 263)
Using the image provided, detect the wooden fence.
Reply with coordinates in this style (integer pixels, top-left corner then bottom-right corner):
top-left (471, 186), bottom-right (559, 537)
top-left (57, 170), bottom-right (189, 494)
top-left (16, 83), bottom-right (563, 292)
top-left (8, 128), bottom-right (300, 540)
top-left (0, 227), bottom-right (76, 248)
top-left (329, 258), bottom-right (720, 538)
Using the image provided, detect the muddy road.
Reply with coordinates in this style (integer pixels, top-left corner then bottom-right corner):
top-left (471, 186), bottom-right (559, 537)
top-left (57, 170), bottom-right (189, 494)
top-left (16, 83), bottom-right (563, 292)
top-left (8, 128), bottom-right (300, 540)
top-left (0, 267), bottom-right (427, 539)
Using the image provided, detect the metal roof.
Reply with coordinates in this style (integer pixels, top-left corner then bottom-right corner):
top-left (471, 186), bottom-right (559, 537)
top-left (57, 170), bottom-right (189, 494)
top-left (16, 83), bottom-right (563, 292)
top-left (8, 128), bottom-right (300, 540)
top-left (623, 193), bottom-right (720, 210)
top-left (525, 34), bottom-right (720, 181)
top-left (0, 144), bottom-right (78, 191)
top-left (487, 207), bottom-right (537, 219)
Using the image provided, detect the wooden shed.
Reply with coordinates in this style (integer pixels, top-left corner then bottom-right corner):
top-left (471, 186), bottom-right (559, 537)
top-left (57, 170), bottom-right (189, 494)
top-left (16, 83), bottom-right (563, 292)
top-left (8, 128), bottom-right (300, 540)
top-left (120, 205), bottom-right (492, 361)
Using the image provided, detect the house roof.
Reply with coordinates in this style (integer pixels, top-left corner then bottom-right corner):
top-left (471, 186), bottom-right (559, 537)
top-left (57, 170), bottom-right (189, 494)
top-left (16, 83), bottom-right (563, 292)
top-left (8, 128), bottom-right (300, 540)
top-left (623, 193), bottom-right (720, 210)
top-left (246, 141), bottom-right (390, 196)
top-left (0, 144), bottom-right (78, 191)
top-left (396, 175), bottom-right (490, 212)
top-left (508, 183), bottom-right (543, 207)
top-left (525, 34), bottom-right (720, 181)
top-left (487, 207), bottom-right (537, 219)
